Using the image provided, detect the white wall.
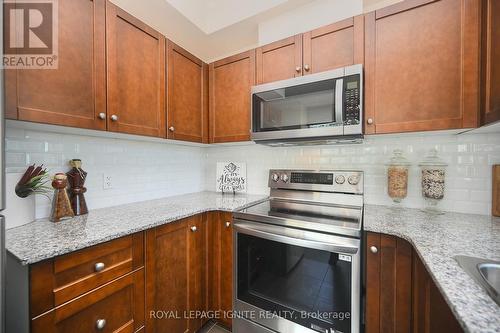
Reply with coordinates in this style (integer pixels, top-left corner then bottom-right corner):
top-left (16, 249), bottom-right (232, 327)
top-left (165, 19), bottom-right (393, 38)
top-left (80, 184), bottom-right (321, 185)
top-left (258, 0), bottom-right (362, 45)
top-left (4, 125), bottom-right (206, 228)
top-left (205, 132), bottom-right (500, 215)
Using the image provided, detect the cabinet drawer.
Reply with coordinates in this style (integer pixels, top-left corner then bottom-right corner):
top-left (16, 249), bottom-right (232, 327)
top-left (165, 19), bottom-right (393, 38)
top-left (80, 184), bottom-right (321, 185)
top-left (32, 269), bottom-right (144, 333)
top-left (31, 233), bottom-right (144, 318)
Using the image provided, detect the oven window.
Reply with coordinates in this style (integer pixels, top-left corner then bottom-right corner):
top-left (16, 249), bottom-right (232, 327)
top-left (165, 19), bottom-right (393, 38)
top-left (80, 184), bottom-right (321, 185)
top-left (253, 79), bottom-right (337, 132)
top-left (237, 233), bottom-right (352, 333)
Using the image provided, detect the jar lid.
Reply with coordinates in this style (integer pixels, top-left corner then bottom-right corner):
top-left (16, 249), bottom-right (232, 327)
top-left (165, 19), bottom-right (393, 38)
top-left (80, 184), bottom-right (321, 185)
top-left (54, 173), bottom-right (67, 180)
top-left (418, 148), bottom-right (448, 167)
top-left (385, 149), bottom-right (411, 166)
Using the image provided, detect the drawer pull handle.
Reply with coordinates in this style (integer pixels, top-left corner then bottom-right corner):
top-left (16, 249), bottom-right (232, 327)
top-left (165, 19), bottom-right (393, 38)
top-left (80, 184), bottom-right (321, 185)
top-left (225, 221), bottom-right (231, 228)
top-left (94, 262), bottom-right (105, 272)
top-left (190, 226), bottom-right (197, 232)
top-left (96, 318), bottom-right (106, 330)
top-left (98, 112), bottom-right (106, 120)
top-left (370, 246), bottom-right (378, 254)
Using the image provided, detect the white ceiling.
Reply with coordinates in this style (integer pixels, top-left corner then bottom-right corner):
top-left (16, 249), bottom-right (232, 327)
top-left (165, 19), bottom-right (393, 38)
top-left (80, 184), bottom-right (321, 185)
top-left (165, 0), bottom-right (299, 34)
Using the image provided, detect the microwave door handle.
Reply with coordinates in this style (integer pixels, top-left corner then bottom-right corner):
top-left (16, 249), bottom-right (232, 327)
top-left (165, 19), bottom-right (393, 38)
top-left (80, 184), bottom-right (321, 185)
top-left (335, 78), bottom-right (344, 126)
top-left (234, 222), bottom-right (359, 255)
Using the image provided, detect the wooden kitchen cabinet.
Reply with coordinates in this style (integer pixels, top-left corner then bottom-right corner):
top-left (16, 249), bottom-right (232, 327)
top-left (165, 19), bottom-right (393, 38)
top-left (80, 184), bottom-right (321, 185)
top-left (209, 50), bottom-right (256, 143)
top-left (480, 0), bottom-right (500, 125)
top-left (31, 269), bottom-right (145, 333)
top-left (365, 232), bottom-right (412, 333)
top-left (256, 35), bottom-right (303, 84)
top-left (145, 215), bottom-right (206, 333)
top-left (302, 15), bottom-right (364, 75)
top-left (207, 211), bottom-right (234, 329)
top-left (364, 0), bottom-right (481, 134)
top-left (4, 0), bottom-right (107, 129)
top-left (167, 41), bottom-right (209, 143)
top-left (106, 2), bottom-right (166, 138)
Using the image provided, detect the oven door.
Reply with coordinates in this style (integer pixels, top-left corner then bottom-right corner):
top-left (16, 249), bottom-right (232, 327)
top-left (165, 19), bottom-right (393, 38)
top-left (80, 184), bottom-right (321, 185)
top-left (251, 69), bottom-right (346, 142)
top-left (234, 219), bottom-right (360, 333)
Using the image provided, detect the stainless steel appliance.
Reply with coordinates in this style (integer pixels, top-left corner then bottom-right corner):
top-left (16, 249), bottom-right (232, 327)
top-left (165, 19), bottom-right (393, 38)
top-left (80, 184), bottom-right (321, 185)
top-left (0, 1), bottom-right (6, 331)
top-left (233, 170), bottom-right (363, 333)
top-left (251, 65), bottom-right (363, 146)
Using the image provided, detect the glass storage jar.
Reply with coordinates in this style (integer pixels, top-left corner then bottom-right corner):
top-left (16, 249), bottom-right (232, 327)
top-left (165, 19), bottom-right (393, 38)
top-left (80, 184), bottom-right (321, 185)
top-left (386, 149), bottom-right (410, 205)
top-left (419, 148), bottom-right (447, 214)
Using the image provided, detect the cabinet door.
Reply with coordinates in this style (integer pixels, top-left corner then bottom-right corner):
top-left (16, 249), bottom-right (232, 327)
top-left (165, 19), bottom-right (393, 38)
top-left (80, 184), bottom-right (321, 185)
top-left (481, 0), bottom-right (500, 125)
top-left (412, 253), bottom-right (463, 333)
top-left (187, 215), bottom-right (207, 332)
top-left (5, 0), bottom-right (106, 129)
top-left (365, 232), bottom-right (412, 333)
top-left (145, 219), bottom-right (188, 333)
top-left (256, 35), bottom-right (303, 84)
top-left (209, 50), bottom-right (255, 143)
top-left (32, 269), bottom-right (144, 333)
top-left (106, 2), bottom-right (166, 138)
top-left (303, 16), bottom-right (364, 74)
top-left (167, 41), bottom-right (209, 143)
top-left (364, 0), bottom-right (480, 134)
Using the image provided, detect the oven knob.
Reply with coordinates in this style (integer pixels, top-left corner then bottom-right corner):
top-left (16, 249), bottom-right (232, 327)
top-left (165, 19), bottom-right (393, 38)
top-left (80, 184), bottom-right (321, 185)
top-left (280, 174), bottom-right (289, 183)
top-left (335, 175), bottom-right (346, 184)
top-left (271, 173), bottom-right (280, 182)
top-left (348, 175), bottom-right (360, 185)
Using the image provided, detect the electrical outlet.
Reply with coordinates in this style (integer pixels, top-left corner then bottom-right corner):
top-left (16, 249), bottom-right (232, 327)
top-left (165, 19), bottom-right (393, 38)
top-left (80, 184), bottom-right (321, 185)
top-left (103, 174), bottom-right (113, 190)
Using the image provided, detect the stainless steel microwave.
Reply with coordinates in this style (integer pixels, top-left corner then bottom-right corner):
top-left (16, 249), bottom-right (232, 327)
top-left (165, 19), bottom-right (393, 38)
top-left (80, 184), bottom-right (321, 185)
top-left (251, 64), bottom-right (363, 146)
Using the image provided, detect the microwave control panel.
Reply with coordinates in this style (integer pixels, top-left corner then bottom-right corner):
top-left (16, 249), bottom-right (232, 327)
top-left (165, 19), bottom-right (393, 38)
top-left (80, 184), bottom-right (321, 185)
top-left (343, 75), bottom-right (361, 126)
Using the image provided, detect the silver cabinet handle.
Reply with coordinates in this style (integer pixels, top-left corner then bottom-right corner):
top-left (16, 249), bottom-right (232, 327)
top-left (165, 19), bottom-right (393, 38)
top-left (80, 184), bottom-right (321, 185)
top-left (225, 221), bottom-right (231, 228)
top-left (169, 126), bottom-right (175, 132)
top-left (94, 262), bottom-right (105, 272)
top-left (370, 246), bottom-right (378, 254)
top-left (190, 226), bottom-right (197, 232)
top-left (110, 114), bottom-right (118, 122)
top-left (96, 319), bottom-right (106, 330)
top-left (304, 64), bottom-right (310, 71)
top-left (295, 66), bottom-right (301, 73)
top-left (98, 112), bottom-right (106, 120)
top-left (367, 118), bottom-right (374, 125)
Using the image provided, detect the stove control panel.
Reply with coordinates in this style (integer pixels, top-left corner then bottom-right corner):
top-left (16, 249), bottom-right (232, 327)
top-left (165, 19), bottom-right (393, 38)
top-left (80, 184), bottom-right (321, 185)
top-left (268, 170), bottom-right (363, 194)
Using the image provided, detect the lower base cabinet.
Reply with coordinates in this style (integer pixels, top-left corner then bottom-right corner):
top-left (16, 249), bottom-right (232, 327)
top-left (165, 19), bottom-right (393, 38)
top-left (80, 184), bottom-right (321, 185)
top-left (365, 232), bottom-right (463, 333)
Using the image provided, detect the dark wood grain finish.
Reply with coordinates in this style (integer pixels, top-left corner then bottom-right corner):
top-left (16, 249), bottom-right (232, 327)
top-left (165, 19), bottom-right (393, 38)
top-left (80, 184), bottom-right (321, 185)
top-left (5, 0), bottom-right (107, 128)
top-left (209, 50), bottom-right (255, 143)
top-left (30, 233), bottom-right (144, 318)
top-left (364, 0), bottom-right (481, 134)
top-left (167, 41), bottom-right (208, 143)
top-left (365, 233), bottom-right (412, 333)
top-left (106, 2), bottom-right (166, 138)
top-left (256, 35), bottom-right (303, 84)
top-left (481, 0), bottom-right (500, 125)
top-left (188, 215), bottom-right (206, 332)
top-left (31, 269), bottom-right (144, 333)
top-left (303, 15), bottom-right (364, 74)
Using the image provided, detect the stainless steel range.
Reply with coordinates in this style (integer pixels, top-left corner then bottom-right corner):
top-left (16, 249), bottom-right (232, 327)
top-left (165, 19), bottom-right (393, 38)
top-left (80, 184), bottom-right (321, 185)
top-left (233, 170), bottom-right (363, 333)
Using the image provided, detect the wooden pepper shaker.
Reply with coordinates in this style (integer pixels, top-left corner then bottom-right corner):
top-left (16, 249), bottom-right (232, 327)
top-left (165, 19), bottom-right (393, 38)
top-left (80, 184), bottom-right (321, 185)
top-left (67, 159), bottom-right (88, 216)
top-left (50, 173), bottom-right (75, 222)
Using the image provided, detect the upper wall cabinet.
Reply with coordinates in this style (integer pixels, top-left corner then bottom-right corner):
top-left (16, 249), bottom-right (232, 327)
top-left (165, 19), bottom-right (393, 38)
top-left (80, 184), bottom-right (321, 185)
top-left (256, 35), bottom-right (303, 84)
top-left (255, 16), bottom-right (364, 84)
top-left (167, 41), bottom-right (209, 143)
top-left (481, 0), bottom-right (500, 126)
top-left (106, 2), bottom-right (166, 138)
top-left (302, 16), bottom-right (364, 75)
top-left (209, 50), bottom-right (256, 143)
top-left (364, 0), bottom-right (481, 134)
top-left (5, 0), bottom-right (107, 130)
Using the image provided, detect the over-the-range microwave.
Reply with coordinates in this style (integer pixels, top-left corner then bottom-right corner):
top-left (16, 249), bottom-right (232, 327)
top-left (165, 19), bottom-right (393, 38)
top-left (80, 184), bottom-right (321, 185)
top-left (251, 64), bottom-right (363, 146)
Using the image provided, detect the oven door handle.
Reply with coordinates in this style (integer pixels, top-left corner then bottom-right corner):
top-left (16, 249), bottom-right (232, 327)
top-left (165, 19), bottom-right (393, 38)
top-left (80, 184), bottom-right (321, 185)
top-left (234, 221), bottom-right (359, 255)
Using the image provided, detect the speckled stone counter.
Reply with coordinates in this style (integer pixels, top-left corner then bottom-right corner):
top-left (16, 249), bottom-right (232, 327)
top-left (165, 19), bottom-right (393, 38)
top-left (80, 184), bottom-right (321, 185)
top-left (364, 204), bottom-right (500, 333)
top-left (6, 191), bottom-right (267, 265)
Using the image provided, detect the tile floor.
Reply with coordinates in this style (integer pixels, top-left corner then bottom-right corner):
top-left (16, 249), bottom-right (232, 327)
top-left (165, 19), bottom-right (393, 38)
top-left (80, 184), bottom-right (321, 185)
top-left (198, 321), bottom-right (231, 333)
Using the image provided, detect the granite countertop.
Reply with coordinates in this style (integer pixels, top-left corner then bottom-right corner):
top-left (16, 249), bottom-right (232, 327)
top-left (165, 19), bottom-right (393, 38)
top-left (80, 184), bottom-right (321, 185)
top-left (364, 204), bottom-right (500, 333)
top-left (6, 194), bottom-right (500, 332)
top-left (6, 191), bottom-right (268, 265)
